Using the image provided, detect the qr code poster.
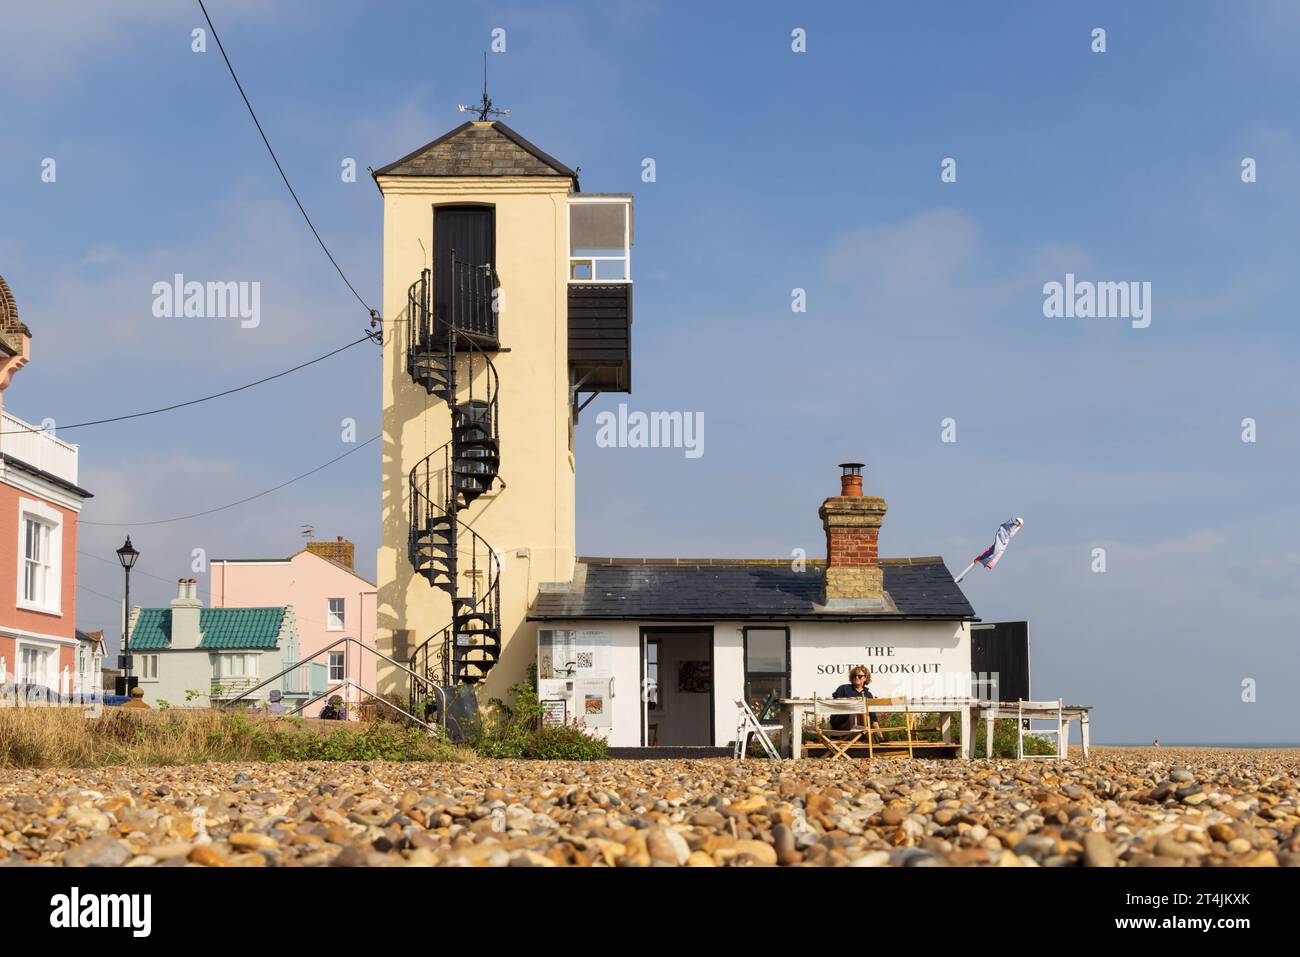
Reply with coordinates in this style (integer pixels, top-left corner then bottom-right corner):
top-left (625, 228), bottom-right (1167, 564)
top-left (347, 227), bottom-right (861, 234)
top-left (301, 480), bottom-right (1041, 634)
top-left (574, 630), bottom-right (611, 673)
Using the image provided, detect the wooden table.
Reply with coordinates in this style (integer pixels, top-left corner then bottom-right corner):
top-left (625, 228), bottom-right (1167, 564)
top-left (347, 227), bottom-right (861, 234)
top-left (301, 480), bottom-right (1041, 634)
top-left (779, 697), bottom-right (977, 760)
top-left (973, 702), bottom-right (1092, 758)
top-left (779, 698), bottom-right (1093, 759)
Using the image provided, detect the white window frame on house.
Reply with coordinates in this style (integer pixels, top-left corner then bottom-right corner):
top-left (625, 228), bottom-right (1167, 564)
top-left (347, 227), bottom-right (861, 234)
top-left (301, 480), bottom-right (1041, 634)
top-left (138, 654), bottom-right (159, 682)
top-left (14, 638), bottom-right (58, 689)
top-left (16, 498), bottom-right (62, 616)
top-left (328, 651), bottom-right (345, 682)
top-left (327, 598), bottom-right (345, 631)
top-left (567, 196), bottom-right (632, 283)
top-left (212, 653), bottom-right (259, 679)
top-left (76, 644), bottom-right (90, 694)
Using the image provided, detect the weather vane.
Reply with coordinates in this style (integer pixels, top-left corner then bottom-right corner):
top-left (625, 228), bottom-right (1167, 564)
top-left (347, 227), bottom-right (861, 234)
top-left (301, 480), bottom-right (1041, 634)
top-left (458, 52), bottom-right (510, 121)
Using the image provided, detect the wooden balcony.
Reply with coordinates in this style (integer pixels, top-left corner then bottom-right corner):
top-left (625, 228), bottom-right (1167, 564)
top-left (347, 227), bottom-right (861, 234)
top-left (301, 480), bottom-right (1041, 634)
top-left (568, 283), bottom-right (631, 393)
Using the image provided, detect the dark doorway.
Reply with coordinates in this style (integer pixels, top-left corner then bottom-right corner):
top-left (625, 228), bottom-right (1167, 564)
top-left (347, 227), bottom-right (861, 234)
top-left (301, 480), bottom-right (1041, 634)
top-left (971, 621), bottom-right (1029, 702)
top-left (640, 628), bottom-right (714, 747)
top-left (434, 205), bottom-right (495, 337)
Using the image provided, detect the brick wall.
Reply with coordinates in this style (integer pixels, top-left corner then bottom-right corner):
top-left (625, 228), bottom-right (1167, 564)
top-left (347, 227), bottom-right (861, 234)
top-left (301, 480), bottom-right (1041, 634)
top-left (306, 537), bottom-right (354, 570)
top-left (819, 495), bottom-right (887, 601)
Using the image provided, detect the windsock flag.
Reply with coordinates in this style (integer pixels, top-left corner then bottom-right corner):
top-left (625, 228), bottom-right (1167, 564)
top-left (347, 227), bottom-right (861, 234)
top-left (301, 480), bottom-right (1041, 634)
top-left (976, 517), bottom-right (1023, 569)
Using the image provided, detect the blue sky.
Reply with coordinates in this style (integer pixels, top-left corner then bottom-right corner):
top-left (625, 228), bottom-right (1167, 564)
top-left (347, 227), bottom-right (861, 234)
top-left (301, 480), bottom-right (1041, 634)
top-left (2, 1), bottom-right (1298, 742)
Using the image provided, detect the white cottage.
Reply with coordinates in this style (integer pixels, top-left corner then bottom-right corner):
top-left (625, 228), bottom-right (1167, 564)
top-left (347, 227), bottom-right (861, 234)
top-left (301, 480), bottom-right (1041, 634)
top-left (528, 465), bottom-right (979, 752)
top-left (127, 579), bottom-right (306, 710)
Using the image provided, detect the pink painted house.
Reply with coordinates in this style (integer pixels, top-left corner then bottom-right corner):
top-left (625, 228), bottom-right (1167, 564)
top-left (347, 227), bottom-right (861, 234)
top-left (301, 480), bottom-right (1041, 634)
top-left (210, 537), bottom-right (377, 717)
top-left (1, 276), bottom-right (94, 695)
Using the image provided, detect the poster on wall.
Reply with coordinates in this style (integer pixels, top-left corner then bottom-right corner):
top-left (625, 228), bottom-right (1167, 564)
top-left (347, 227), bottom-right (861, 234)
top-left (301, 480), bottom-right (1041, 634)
top-left (538, 629), bottom-right (577, 679)
top-left (541, 699), bottom-right (567, 727)
top-left (574, 629), bottom-right (611, 674)
top-left (576, 678), bottom-right (613, 729)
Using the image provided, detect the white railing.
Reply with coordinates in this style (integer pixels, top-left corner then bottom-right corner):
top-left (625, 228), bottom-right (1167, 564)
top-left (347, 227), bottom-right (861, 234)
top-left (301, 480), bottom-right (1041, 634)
top-left (211, 676), bottom-right (261, 698)
top-left (0, 410), bottom-right (79, 486)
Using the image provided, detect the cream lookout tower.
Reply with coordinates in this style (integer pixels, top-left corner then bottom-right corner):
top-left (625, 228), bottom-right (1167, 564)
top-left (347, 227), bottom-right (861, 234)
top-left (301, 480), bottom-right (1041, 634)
top-left (373, 110), bottom-right (634, 716)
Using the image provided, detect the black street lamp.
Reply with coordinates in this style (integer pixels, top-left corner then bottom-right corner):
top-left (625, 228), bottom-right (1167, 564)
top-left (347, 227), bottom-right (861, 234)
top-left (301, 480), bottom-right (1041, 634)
top-left (116, 536), bottom-right (139, 681)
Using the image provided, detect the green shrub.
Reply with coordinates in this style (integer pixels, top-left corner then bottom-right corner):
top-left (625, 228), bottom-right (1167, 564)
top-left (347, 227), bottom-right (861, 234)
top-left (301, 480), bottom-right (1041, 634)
top-left (972, 717), bottom-right (1060, 758)
top-left (469, 665), bottom-right (608, 760)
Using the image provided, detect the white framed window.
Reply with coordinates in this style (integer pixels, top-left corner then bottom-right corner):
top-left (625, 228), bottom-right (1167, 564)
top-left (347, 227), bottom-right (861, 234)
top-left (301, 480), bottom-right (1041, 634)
top-left (327, 598), bottom-right (345, 631)
top-left (328, 651), bottom-right (345, 682)
top-left (213, 653), bottom-right (258, 679)
top-left (17, 499), bottom-right (62, 615)
top-left (138, 654), bottom-right (159, 681)
top-left (15, 641), bottom-right (56, 688)
top-left (568, 196), bottom-right (632, 282)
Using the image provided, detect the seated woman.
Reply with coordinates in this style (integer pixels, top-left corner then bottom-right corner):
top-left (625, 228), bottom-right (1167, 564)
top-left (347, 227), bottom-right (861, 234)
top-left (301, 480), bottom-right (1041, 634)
top-left (830, 667), bottom-right (880, 732)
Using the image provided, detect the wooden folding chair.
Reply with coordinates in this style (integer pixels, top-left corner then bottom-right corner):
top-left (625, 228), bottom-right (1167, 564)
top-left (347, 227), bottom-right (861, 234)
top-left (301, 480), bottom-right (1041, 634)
top-left (865, 696), bottom-right (916, 758)
top-left (808, 693), bottom-right (867, 760)
top-left (733, 699), bottom-right (783, 759)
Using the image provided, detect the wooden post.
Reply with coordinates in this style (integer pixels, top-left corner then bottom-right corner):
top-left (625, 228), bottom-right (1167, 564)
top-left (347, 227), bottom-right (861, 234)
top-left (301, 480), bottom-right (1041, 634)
top-left (788, 702), bottom-right (804, 760)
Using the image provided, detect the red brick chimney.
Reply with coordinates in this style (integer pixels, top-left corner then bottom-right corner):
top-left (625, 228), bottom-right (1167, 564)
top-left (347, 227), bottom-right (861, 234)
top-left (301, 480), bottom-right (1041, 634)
top-left (305, 535), bottom-right (355, 570)
top-left (819, 463), bottom-right (887, 604)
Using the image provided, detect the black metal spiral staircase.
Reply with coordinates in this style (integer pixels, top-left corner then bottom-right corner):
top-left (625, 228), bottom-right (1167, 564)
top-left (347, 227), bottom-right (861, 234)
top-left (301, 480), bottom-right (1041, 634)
top-left (406, 257), bottom-right (503, 719)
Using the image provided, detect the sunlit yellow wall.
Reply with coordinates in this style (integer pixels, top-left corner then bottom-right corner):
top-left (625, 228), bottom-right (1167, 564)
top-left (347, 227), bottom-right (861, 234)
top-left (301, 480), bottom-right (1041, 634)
top-left (376, 172), bottom-right (576, 703)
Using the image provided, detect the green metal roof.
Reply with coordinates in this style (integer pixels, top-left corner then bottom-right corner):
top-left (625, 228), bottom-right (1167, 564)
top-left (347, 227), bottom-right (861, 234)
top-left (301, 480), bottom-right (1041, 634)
top-left (129, 607), bottom-right (287, 651)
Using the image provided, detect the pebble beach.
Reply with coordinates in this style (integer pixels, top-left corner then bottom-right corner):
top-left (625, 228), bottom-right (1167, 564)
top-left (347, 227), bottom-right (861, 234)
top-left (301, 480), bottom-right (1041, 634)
top-left (1, 747), bottom-right (1296, 867)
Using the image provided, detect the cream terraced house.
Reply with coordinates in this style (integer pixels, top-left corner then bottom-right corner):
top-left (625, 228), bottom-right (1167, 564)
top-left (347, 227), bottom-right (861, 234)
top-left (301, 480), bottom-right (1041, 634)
top-left (374, 121), bottom-right (1014, 750)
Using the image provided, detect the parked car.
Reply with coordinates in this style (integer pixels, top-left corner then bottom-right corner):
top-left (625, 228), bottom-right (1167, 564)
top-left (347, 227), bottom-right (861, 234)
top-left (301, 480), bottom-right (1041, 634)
top-left (0, 683), bottom-right (61, 706)
top-left (0, 684), bottom-right (129, 707)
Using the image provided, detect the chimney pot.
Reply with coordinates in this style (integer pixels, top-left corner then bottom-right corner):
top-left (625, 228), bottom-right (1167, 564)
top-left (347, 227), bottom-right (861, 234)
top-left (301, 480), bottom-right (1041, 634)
top-left (838, 462), bottom-right (865, 497)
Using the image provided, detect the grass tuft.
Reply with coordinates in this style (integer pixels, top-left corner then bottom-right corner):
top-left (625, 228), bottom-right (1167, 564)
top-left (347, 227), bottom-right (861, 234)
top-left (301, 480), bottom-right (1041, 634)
top-left (0, 707), bottom-right (468, 768)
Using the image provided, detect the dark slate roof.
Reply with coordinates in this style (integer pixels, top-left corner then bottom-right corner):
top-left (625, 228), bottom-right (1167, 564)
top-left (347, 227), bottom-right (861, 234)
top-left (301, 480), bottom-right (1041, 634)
top-left (129, 607), bottom-right (287, 650)
top-left (374, 121), bottom-right (577, 179)
top-left (528, 558), bottom-right (976, 621)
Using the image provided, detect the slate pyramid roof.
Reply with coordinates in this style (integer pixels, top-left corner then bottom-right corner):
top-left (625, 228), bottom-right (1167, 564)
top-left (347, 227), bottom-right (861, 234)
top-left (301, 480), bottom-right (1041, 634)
top-left (373, 121), bottom-right (577, 180)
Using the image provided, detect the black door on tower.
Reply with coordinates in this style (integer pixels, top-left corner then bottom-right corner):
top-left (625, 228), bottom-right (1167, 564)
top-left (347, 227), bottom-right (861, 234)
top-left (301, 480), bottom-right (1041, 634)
top-left (434, 205), bottom-right (495, 339)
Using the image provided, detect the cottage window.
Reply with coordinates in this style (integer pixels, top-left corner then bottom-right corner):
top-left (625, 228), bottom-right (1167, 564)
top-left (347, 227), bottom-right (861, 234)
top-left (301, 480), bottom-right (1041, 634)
top-left (21, 516), bottom-right (55, 610)
top-left (568, 198), bottom-right (631, 282)
top-left (329, 651), bottom-right (345, 682)
top-left (327, 598), bottom-right (345, 631)
top-left (743, 627), bottom-right (790, 713)
top-left (214, 653), bottom-right (257, 679)
top-left (18, 645), bottom-right (53, 687)
top-left (645, 640), bottom-right (659, 711)
top-left (139, 655), bottom-right (159, 681)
